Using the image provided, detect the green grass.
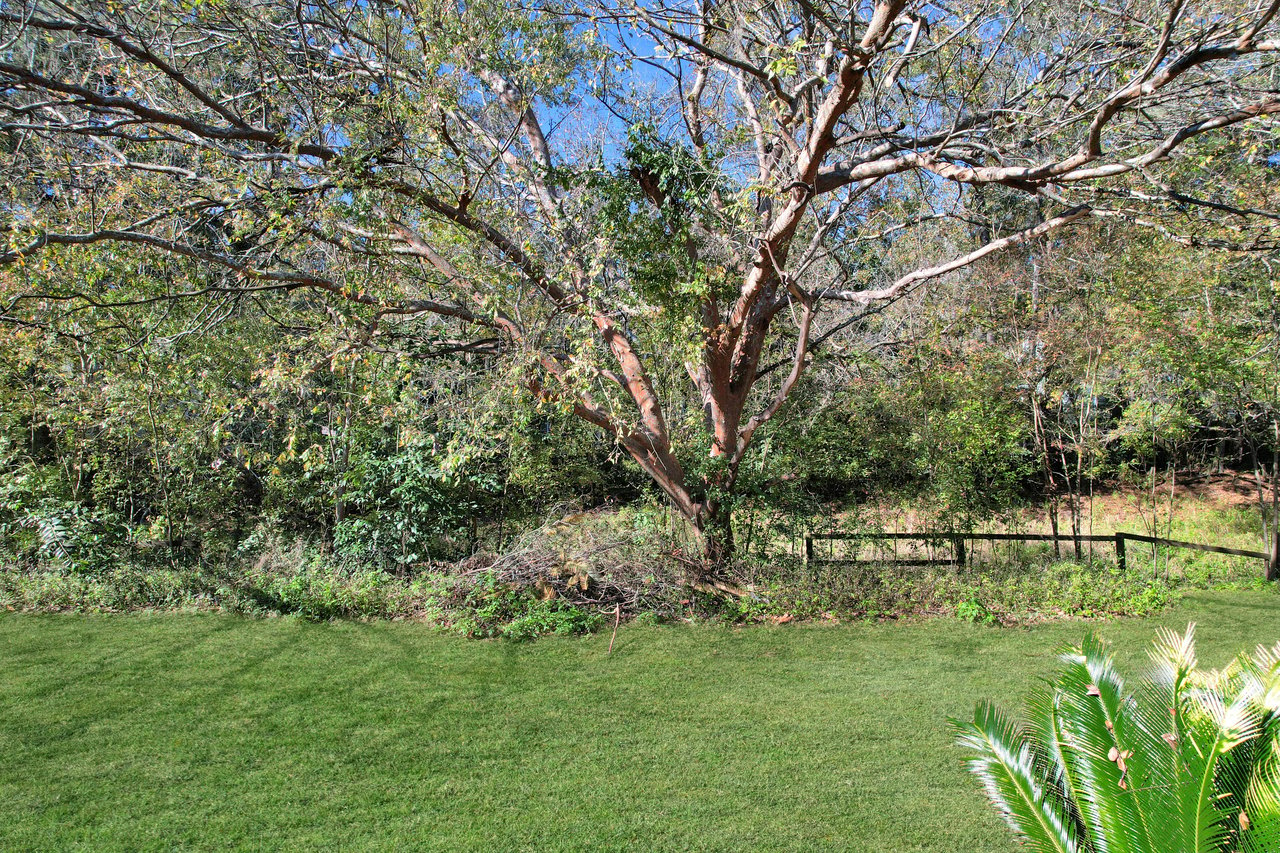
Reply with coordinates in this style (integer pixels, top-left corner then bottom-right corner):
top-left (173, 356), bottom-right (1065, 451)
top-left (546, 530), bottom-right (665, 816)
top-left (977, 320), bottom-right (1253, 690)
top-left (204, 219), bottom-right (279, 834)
top-left (2, 590), bottom-right (1278, 851)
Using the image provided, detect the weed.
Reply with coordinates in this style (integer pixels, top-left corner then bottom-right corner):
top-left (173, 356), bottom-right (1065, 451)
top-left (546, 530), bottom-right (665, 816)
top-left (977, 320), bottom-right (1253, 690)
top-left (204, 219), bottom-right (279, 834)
top-left (955, 598), bottom-right (996, 625)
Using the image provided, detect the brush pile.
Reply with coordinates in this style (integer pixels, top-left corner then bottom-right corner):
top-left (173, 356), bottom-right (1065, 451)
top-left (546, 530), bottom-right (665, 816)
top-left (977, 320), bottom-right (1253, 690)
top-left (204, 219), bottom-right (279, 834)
top-left (458, 509), bottom-right (688, 619)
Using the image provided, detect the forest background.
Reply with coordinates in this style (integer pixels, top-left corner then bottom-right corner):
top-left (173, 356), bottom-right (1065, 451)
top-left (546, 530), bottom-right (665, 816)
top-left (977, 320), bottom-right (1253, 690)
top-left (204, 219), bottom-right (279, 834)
top-left (2, 0), bottom-right (1280, 635)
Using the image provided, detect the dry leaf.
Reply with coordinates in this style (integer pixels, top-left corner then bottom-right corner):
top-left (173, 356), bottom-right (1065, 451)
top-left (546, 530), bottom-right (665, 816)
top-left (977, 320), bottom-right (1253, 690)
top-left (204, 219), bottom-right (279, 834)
top-left (534, 580), bottom-right (557, 602)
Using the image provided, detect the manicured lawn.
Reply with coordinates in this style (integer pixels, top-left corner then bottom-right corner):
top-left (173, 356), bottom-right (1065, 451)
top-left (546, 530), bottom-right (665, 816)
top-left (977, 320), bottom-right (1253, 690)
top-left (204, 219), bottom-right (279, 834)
top-left (2, 591), bottom-right (1277, 851)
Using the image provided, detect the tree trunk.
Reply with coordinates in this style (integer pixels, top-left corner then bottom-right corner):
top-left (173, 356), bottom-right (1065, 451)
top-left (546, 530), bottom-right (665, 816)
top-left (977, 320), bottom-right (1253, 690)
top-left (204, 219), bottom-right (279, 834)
top-left (612, 434), bottom-right (739, 577)
top-left (1271, 419), bottom-right (1280, 581)
top-left (696, 500), bottom-right (735, 570)
top-left (1252, 438), bottom-right (1272, 578)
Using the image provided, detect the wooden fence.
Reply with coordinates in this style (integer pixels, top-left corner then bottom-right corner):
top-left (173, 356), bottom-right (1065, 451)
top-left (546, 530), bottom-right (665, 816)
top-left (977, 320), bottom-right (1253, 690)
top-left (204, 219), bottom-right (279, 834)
top-left (803, 530), bottom-right (1273, 575)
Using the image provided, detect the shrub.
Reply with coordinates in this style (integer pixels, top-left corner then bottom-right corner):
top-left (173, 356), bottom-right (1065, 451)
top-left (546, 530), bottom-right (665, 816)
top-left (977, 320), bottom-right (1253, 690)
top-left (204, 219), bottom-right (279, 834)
top-left (955, 598), bottom-right (996, 626)
top-left (447, 571), bottom-right (602, 640)
top-left (500, 600), bottom-right (603, 642)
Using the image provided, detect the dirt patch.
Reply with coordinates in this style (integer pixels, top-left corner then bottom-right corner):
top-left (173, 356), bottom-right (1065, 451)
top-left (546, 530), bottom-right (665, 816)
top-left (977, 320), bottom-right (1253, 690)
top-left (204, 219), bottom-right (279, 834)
top-left (845, 471), bottom-right (1269, 537)
top-left (1172, 470), bottom-right (1266, 509)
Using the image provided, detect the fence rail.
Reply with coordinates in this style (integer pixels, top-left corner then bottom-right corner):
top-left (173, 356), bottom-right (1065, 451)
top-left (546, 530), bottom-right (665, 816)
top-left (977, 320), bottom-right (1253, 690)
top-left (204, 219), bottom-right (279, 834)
top-left (802, 530), bottom-right (1272, 574)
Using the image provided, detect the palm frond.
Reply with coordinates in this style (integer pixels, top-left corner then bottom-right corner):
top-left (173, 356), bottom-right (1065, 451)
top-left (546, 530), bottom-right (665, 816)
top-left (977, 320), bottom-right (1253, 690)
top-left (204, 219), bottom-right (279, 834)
top-left (1149, 626), bottom-right (1198, 685)
top-left (1240, 644), bottom-right (1280, 853)
top-left (1051, 636), bottom-right (1150, 852)
top-left (1182, 688), bottom-right (1264, 850)
top-left (1241, 736), bottom-right (1280, 853)
top-left (952, 700), bottom-right (1086, 853)
top-left (1026, 686), bottom-right (1090, 847)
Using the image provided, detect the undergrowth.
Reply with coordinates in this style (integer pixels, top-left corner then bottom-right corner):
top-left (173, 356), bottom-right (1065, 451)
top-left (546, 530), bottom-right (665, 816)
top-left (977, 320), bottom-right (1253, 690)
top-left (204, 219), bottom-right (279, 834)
top-left (727, 558), bottom-right (1187, 624)
top-left (2, 507), bottom-right (1274, 637)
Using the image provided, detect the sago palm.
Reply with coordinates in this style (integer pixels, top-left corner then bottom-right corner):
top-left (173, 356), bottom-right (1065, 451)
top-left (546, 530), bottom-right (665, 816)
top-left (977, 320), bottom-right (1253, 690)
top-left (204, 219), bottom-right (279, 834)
top-left (953, 626), bottom-right (1280, 853)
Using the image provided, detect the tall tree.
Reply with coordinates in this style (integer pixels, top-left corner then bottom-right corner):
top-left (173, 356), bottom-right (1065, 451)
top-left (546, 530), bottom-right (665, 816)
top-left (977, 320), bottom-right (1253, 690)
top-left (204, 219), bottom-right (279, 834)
top-left (2, 0), bottom-right (1278, 571)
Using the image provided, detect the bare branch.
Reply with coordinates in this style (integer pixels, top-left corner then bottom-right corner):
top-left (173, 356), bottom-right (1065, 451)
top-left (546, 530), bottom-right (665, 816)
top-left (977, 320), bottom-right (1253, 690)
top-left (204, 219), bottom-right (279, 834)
top-left (813, 205), bottom-right (1095, 304)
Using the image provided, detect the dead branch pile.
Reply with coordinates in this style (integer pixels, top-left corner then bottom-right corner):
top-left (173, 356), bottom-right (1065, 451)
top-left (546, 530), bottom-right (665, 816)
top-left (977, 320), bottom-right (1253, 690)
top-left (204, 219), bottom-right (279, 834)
top-left (460, 509), bottom-right (688, 618)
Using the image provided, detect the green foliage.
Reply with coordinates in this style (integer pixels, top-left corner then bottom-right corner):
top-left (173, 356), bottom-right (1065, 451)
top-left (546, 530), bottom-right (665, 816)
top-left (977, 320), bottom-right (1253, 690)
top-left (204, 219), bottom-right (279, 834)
top-left (502, 406), bottom-right (646, 515)
top-left (498, 600), bottom-right (604, 642)
top-left (956, 598), bottom-right (997, 626)
top-left (0, 475), bottom-right (125, 574)
top-left (750, 347), bottom-right (1034, 529)
top-left (0, 286), bottom-right (628, 574)
top-left (449, 571), bottom-right (602, 640)
top-left (922, 386), bottom-right (1033, 525)
top-left (623, 125), bottom-right (724, 221)
top-left (1115, 398), bottom-right (1196, 462)
top-left (334, 442), bottom-right (499, 567)
top-left (757, 381), bottom-right (920, 501)
top-left (242, 559), bottom-right (405, 622)
top-left (955, 627), bottom-right (1280, 853)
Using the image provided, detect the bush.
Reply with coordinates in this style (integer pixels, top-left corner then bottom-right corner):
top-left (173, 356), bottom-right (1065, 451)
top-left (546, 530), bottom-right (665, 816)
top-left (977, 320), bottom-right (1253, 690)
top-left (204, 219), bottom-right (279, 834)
top-left (0, 563), bottom-right (223, 612)
top-left (955, 598), bottom-right (996, 626)
top-left (442, 571), bottom-right (603, 640)
top-left (499, 600), bottom-right (603, 641)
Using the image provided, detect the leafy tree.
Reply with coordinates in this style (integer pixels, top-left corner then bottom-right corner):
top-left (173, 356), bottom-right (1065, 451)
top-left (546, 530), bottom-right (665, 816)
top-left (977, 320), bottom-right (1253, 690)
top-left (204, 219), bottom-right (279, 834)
top-left (2, 0), bottom-right (1278, 571)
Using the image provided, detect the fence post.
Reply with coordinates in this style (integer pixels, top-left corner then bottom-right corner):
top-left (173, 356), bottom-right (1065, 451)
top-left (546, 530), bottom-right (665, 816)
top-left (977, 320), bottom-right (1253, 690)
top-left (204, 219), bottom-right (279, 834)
top-left (953, 535), bottom-right (966, 567)
top-left (804, 534), bottom-right (813, 567)
top-left (1114, 532), bottom-right (1126, 572)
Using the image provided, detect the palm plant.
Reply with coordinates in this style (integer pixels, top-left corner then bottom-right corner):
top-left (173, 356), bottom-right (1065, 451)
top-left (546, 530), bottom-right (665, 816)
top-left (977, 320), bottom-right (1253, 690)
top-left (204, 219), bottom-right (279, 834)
top-left (953, 626), bottom-right (1280, 853)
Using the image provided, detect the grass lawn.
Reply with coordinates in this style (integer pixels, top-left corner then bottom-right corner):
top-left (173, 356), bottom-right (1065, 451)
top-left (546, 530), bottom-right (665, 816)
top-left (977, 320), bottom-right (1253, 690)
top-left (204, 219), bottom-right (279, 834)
top-left (2, 590), bottom-right (1278, 851)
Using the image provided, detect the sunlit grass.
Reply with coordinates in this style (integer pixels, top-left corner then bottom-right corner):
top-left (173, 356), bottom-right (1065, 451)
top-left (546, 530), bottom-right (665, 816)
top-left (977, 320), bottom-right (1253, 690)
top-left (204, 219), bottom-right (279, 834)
top-left (2, 589), bottom-right (1278, 851)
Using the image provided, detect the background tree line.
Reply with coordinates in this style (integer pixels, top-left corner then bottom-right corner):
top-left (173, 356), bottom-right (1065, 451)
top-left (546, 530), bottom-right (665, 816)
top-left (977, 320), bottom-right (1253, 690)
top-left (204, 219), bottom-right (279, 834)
top-left (5, 213), bottom-right (1280, 574)
top-left (1, 0), bottom-right (1277, 572)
